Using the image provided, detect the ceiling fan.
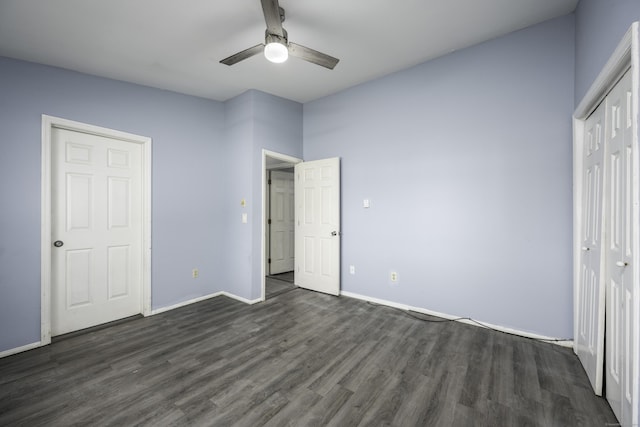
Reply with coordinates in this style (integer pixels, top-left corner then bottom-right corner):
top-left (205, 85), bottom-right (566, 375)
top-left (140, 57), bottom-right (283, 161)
top-left (220, 0), bottom-right (339, 70)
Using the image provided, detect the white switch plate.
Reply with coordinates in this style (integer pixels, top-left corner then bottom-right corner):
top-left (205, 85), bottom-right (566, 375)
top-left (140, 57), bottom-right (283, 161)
top-left (363, 199), bottom-right (370, 208)
top-left (390, 271), bottom-right (398, 283)
top-left (349, 265), bottom-right (355, 275)
top-left (242, 213), bottom-right (248, 223)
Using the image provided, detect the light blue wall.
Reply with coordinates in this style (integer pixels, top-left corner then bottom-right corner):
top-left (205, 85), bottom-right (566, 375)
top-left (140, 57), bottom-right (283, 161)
top-left (250, 91), bottom-right (303, 299)
top-left (223, 91), bottom-right (255, 299)
top-left (0, 54), bottom-right (302, 353)
top-left (0, 57), bottom-right (227, 352)
top-left (223, 90), bottom-right (303, 301)
top-left (575, 0), bottom-right (640, 105)
top-left (303, 15), bottom-right (575, 338)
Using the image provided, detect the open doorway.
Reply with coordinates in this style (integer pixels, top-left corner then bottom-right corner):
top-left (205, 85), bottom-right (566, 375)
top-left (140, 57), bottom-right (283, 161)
top-left (261, 150), bottom-right (302, 300)
top-left (266, 168), bottom-right (294, 298)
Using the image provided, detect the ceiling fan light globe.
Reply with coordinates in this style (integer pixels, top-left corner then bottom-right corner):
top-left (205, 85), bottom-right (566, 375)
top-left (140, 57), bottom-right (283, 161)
top-left (264, 42), bottom-right (288, 63)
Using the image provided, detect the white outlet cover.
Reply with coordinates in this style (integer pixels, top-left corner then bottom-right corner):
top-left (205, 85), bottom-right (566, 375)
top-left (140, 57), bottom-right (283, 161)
top-left (363, 199), bottom-right (370, 208)
top-left (349, 265), bottom-right (355, 274)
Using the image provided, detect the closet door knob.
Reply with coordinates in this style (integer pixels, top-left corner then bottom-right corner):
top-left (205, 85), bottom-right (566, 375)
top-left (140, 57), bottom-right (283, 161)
top-left (616, 261), bottom-right (628, 267)
top-left (581, 246), bottom-right (590, 251)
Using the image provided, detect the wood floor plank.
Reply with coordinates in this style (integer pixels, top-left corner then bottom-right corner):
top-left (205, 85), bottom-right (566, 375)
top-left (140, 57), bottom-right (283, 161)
top-left (262, 388), bottom-right (322, 427)
top-left (295, 383), bottom-right (354, 426)
top-left (451, 403), bottom-right (485, 427)
top-left (355, 372), bottom-right (404, 426)
top-left (487, 337), bottom-right (516, 407)
top-left (306, 339), bottom-right (379, 396)
top-left (327, 367), bottom-right (393, 427)
top-left (0, 285), bottom-right (619, 426)
top-left (457, 327), bottom-right (494, 412)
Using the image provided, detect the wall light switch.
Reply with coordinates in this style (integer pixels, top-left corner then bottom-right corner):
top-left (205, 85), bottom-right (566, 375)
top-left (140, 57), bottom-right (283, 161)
top-left (363, 199), bottom-right (370, 208)
top-left (242, 213), bottom-right (248, 223)
top-left (349, 265), bottom-right (355, 275)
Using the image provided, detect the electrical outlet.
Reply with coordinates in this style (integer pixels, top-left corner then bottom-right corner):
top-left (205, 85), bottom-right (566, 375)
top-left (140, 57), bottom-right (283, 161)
top-left (192, 268), bottom-right (199, 279)
top-left (349, 265), bottom-right (355, 275)
top-left (390, 271), bottom-right (398, 283)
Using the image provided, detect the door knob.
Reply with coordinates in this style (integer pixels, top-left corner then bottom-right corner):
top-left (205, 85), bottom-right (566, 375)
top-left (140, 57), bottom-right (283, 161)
top-left (53, 240), bottom-right (64, 247)
top-left (581, 246), bottom-right (590, 251)
top-left (331, 231), bottom-right (339, 236)
top-left (616, 261), bottom-right (628, 267)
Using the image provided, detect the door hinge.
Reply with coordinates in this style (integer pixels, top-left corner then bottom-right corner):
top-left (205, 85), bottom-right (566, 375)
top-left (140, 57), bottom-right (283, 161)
top-left (268, 258), bottom-right (271, 264)
top-left (268, 219), bottom-right (272, 225)
top-left (268, 179), bottom-right (272, 185)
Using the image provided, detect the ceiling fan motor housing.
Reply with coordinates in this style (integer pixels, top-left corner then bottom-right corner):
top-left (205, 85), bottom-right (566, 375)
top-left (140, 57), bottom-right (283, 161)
top-left (265, 29), bottom-right (288, 46)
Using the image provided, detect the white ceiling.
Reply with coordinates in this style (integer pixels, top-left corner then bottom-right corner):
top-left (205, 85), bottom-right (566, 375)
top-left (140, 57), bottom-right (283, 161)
top-left (0, 0), bottom-right (578, 103)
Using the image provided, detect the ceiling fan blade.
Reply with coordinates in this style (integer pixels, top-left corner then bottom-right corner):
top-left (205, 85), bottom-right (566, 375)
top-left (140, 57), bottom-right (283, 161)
top-left (288, 43), bottom-right (339, 70)
top-left (261, 0), bottom-right (284, 37)
top-left (220, 44), bottom-right (264, 66)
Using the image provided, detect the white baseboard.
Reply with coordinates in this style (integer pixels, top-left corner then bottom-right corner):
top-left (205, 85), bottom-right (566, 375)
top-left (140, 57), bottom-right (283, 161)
top-left (2, 290), bottom-right (572, 359)
top-left (0, 341), bottom-right (43, 358)
top-left (219, 292), bottom-right (262, 305)
top-left (2, 291), bottom-right (262, 358)
top-left (340, 290), bottom-right (573, 348)
top-left (149, 292), bottom-right (224, 315)
top-left (149, 291), bottom-right (261, 316)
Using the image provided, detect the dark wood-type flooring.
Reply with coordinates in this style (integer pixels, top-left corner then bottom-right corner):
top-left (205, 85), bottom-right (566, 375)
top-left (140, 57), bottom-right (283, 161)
top-left (0, 287), bottom-right (618, 426)
top-left (266, 272), bottom-right (295, 299)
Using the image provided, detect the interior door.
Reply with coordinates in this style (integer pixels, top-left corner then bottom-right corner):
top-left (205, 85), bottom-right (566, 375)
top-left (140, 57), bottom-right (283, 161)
top-left (619, 69), bottom-right (635, 427)
top-left (51, 128), bottom-right (143, 336)
top-left (604, 69), bottom-right (634, 426)
top-left (294, 158), bottom-right (340, 296)
top-left (269, 170), bottom-right (295, 274)
top-left (577, 100), bottom-right (606, 394)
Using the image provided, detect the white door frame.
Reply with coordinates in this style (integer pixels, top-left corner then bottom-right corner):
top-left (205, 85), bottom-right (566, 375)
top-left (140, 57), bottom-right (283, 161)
top-left (41, 115), bottom-right (152, 345)
top-left (268, 169), bottom-right (295, 275)
top-left (261, 149), bottom-right (302, 301)
top-left (573, 22), bottom-right (639, 421)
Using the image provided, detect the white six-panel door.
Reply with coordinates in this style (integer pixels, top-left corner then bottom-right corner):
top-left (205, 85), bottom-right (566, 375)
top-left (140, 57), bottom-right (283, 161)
top-left (269, 170), bottom-right (295, 275)
top-left (604, 69), bottom-right (634, 426)
top-left (618, 70), bottom-right (635, 427)
top-left (576, 100), bottom-right (606, 394)
top-left (574, 23), bottom-right (639, 427)
top-left (51, 128), bottom-right (143, 335)
top-left (294, 158), bottom-right (340, 296)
